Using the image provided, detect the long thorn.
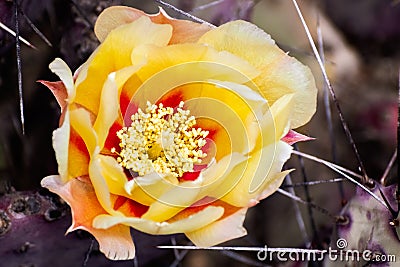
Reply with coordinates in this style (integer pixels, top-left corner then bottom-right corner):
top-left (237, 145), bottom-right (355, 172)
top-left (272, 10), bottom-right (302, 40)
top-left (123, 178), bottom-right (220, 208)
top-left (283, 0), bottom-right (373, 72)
top-left (378, 187), bottom-right (397, 217)
top-left (316, 12), bottom-right (345, 204)
top-left (291, 150), bottom-right (363, 180)
top-left (277, 188), bottom-right (337, 221)
top-left (68, 0), bottom-right (94, 29)
top-left (397, 68), bottom-right (400, 214)
top-left (0, 21), bottom-right (36, 49)
top-left (83, 238), bottom-right (94, 266)
top-left (281, 177), bottom-right (346, 188)
top-left (329, 166), bottom-right (389, 211)
top-left (294, 144), bottom-right (320, 246)
top-left (284, 174), bottom-right (311, 248)
top-left (18, 6), bottom-right (52, 47)
top-left (14, 0), bottom-right (25, 135)
top-left (380, 150), bottom-right (397, 185)
top-left (191, 0), bottom-right (225, 12)
top-left (169, 249), bottom-right (189, 267)
top-left (292, 150), bottom-right (389, 210)
top-left (154, 0), bottom-right (216, 28)
top-left (291, 0), bottom-right (369, 184)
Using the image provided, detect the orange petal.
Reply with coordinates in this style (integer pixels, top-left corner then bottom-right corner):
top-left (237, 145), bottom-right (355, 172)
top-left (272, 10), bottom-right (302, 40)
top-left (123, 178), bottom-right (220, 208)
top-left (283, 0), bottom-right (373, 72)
top-left (41, 175), bottom-right (135, 260)
top-left (95, 6), bottom-right (211, 44)
top-left (38, 80), bottom-right (68, 111)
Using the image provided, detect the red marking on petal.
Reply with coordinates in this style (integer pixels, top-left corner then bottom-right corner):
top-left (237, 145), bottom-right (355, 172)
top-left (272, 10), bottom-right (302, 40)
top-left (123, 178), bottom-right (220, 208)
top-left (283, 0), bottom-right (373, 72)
top-left (181, 171), bottom-right (200, 181)
top-left (120, 92), bottom-right (138, 125)
top-left (281, 130), bottom-right (314, 145)
top-left (113, 195), bottom-right (127, 211)
top-left (124, 169), bottom-right (136, 181)
top-left (157, 90), bottom-right (184, 108)
top-left (70, 128), bottom-right (89, 155)
top-left (113, 196), bottom-right (149, 218)
top-left (103, 121), bottom-right (123, 152)
top-left (68, 128), bottom-right (90, 178)
top-left (195, 119), bottom-right (229, 161)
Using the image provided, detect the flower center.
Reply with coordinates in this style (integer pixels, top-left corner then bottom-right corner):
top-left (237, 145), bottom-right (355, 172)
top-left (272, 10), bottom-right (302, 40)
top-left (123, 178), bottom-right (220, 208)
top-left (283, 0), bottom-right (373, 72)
top-left (112, 101), bottom-right (208, 178)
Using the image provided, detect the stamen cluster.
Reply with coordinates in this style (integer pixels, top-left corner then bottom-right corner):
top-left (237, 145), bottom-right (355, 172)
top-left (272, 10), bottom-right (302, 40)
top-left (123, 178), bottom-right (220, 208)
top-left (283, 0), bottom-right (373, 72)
top-left (112, 101), bottom-right (208, 178)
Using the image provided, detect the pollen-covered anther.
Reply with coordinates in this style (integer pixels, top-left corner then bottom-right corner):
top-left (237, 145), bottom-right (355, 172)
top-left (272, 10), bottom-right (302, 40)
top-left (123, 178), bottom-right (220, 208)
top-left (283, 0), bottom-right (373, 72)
top-left (113, 101), bottom-right (208, 178)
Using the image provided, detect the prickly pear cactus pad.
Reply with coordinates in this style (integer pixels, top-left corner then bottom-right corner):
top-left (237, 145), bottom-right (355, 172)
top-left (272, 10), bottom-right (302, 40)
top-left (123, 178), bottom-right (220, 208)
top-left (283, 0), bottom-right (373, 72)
top-left (0, 190), bottom-right (181, 266)
top-left (326, 185), bottom-right (400, 266)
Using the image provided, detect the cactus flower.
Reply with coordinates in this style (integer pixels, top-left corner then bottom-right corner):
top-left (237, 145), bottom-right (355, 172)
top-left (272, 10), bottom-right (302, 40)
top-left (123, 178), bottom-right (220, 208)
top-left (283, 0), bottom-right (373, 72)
top-left (41, 6), bottom-right (317, 260)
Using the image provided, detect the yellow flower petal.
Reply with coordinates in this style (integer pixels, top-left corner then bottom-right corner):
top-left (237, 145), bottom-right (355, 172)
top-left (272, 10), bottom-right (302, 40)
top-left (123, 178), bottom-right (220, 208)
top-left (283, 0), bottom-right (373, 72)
top-left (52, 110), bottom-right (70, 182)
top-left (74, 16), bottom-right (172, 115)
top-left (139, 152), bottom-right (246, 222)
top-left (219, 141), bottom-right (292, 207)
top-left (96, 155), bottom-right (128, 197)
top-left (69, 108), bottom-right (97, 155)
top-left (140, 179), bottom-right (203, 222)
top-left (185, 208), bottom-right (248, 247)
top-left (46, 58), bottom-right (76, 183)
top-left (257, 169), bottom-right (292, 201)
top-left (124, 172), bottom-right (179, 206)
top-left (49, 58), bottom-right (75, 99)
top-left (95, 6), bottom-right (211, 44)
top-left (94, 65), bottom-right (143, 149)
top-left (89, 154), bottom-right (122, 215)
top-left (93, 206), bottom-right (224, 235)
top-left (198, 20), bottom-right (317, 128)
top-left (131, 43), bottom-right (259, 86)
top-left (201, 152), bottom-right (248, 188)
top-left (259, 94), bottom-right (294, 146)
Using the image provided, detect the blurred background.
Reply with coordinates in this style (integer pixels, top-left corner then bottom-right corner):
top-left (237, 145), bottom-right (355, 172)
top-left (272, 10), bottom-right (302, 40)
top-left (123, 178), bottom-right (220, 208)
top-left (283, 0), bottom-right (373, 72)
top-left (0, 0), bottom-right (399, 266)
